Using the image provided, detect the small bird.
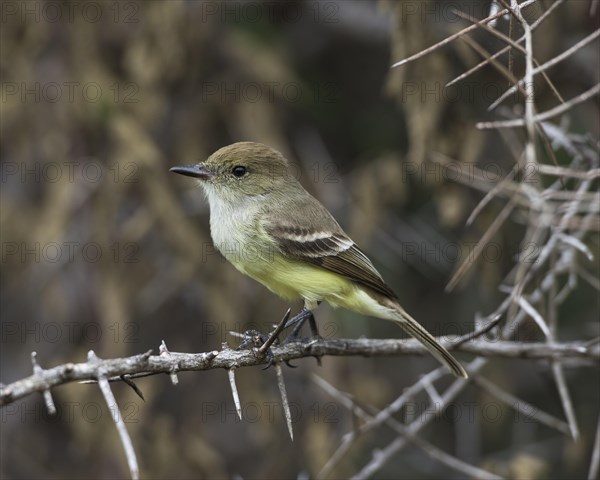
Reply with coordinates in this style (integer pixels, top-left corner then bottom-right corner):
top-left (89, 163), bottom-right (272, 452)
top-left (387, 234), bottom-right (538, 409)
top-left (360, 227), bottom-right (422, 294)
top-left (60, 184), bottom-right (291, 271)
top-left (170, 142), bottom-right (467, 378)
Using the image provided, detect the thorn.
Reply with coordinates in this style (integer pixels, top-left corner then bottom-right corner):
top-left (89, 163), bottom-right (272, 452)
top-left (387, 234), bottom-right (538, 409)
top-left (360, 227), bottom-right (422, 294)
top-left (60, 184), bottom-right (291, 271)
top-left (275, 363), bottom-right (294, 441)
top-left (205, 351), bottom-right (219, 361)
top-left (228, 369), bottom-right (242, 420)
top-left (121, 375), bottom-right (145, 401)
top-left (169, 369), bottom-right (179, 386)
top-left (159, 340), bottom-right (170, 355)
top-left (140, 349), bottom-right (153, 361)
top-left (31, 352), bottom-right (56, 415)
top-left (259, 308), bottom-right (292, 356)
top-left (1, 386), bottom-right (13, 403)
top-left (159, 341), bottom-right (180, 384)
top-left (261, 355), bottom-right (275, 371)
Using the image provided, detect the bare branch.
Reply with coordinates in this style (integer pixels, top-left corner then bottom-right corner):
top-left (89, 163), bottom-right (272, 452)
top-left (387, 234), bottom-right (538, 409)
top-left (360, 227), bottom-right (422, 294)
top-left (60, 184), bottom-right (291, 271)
top-left (390, 0), bottom-right (538, 68)
top-left (489, 29), bottom-right (600, 110)
top-left (89, 351), bottom-right (140, 480)
top-left (477, 84), bottom-right (600, 129)
top-left (472, 376), bottom-right (571, 435)
top-left (537, 165), bottom-right (600, 180)
top-left (313, 375), bottom-right (502, 480)
top-left (551, 361), bottom-right (580, 440)
top-left (2, 338), bottom-right (597, 407)
top-left (589, 416), bottom-right (600, 480)
top-left (446, 0), bottom-right (565, 87)
top-left (352, 360), bottom-right (486, 480)
top-left (446, 199), bottom-right (517, 292)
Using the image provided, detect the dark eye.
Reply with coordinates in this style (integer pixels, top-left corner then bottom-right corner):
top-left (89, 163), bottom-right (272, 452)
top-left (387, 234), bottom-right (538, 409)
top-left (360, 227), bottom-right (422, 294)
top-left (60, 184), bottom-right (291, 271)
top-left (232, 166), bottom-right (247, 177)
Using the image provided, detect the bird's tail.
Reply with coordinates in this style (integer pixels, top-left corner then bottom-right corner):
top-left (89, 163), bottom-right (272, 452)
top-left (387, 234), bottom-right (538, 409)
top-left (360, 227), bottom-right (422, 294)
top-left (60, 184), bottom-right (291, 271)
top-left (390, 304), bottom-right (468, 378)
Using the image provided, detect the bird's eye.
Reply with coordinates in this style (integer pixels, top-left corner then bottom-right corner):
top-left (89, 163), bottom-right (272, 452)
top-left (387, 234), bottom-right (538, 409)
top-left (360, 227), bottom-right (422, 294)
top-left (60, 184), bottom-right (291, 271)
top-left (232, 166), bottom-right (247, 177)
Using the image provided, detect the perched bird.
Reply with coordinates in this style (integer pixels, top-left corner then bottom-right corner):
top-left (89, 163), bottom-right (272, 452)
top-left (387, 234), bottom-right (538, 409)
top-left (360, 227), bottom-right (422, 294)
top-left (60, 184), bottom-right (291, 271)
top-left (170, 142), bottom-right (467, 378)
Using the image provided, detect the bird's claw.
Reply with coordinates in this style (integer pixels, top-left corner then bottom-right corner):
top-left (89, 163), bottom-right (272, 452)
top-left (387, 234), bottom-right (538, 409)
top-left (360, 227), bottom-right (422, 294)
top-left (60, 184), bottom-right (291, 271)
top-left (237, 329), bottom-right (295, 370)
top-left (237, 306), bottom-right (322, 369)
top-left (236, 329), bottom-right (270, 351)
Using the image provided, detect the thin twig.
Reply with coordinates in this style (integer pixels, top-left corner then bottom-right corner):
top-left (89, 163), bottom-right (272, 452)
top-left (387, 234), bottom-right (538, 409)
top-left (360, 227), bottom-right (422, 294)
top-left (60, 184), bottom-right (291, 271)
top-left (472, 376), bottom-right (571, 435)
top-left (390, 0), bottom-right (538, 68)
top-left (477, 84), bottom-right (600, 129)
top-left (446, 0), bottom-right (565, 87)
top-left (351, 359), bottom-right (486, 480)
top-left (536, 165), bottom-right (600, 180)
top-left (458, 33), bottom-right (527, 100)
top-left (313, 375), bottom-right (502, 480)
top-left (466, 164), bottom-right (519, 226)
top-left (516, 296), bottom-right (551, 338)
top-left (453, 314), bottom-right (502, 347)
top-left (552, 357), bottom-right (580, 440)
top-left (489, 29), bottom-right (600, 110)
top-left (453, 5), bottom-right (564, 107)
top-left (90, 351), bottom-right (140, 480)
top-left (588, 416), bottom-right (600, 480)
top-left (446, 198), bottom-right (517, 292)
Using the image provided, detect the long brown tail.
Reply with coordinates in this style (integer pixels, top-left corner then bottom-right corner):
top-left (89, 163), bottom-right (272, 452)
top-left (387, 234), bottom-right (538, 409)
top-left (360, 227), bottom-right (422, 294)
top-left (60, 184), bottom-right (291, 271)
top-left (391, 306), bottom-right (468, 378)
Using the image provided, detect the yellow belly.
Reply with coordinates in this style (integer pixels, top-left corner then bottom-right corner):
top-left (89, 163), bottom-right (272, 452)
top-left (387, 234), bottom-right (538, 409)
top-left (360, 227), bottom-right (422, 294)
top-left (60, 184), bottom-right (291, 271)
top-left (234, 254), bottom-right (345, 300)
top-left (232, 253), bottom-right (396, 319)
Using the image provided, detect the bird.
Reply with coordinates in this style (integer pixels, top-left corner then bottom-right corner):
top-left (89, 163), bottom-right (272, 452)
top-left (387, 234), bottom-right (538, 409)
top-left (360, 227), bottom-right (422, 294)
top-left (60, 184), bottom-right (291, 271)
top-left (170, 142), bottom-right (467, 378)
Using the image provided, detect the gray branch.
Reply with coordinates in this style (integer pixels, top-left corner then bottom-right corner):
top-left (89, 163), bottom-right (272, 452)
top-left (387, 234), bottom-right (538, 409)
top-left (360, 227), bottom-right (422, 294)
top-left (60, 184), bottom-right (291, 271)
top-left (2, 338), bottom-right (598, 407)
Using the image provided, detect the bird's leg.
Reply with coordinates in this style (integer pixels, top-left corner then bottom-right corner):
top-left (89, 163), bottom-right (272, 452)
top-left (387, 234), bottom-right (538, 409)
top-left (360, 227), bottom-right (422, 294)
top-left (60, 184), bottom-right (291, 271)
top-left (283, 303), bottom-right (321, 343)
top-left (307, 312), bottom-right (320, 338)
top-left (282, 305), bottom-right (323, 367)
top-left (237, 304), bottom-right (322, 369)
top-left (283, 308), bottom-right (312, 332)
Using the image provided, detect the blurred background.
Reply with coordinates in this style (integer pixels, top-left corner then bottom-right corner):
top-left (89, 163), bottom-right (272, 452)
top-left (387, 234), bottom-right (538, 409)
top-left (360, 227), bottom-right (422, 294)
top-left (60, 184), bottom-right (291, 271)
top-left (1, 1), bottom-right (599, 479)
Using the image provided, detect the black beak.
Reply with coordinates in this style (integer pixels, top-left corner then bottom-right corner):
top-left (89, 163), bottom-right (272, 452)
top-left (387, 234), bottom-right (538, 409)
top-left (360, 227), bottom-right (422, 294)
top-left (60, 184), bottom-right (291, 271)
top-left (169, 164), bottom-right (214, 180)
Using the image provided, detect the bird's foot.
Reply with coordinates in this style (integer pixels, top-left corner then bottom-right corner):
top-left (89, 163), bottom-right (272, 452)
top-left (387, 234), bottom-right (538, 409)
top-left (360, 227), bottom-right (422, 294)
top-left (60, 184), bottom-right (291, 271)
top-left (236, 307), bottom-right (323, 369)
top-left (236, 328), bottom-right (296, 370)
top-left (281, 308), bottom-right (324, 366)
top-left (236, 329), bottom-right (270, 350)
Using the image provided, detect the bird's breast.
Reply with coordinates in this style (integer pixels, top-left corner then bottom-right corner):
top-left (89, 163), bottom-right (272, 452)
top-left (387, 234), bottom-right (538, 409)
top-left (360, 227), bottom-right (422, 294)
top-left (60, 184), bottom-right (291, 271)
top-left (209, 201), bottom-right (273, 269)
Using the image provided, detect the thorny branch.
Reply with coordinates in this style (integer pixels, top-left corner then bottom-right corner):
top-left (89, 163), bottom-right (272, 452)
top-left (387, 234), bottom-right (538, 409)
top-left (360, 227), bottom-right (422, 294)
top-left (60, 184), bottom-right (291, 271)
top-left (3, 337), bottom-right (598, 407)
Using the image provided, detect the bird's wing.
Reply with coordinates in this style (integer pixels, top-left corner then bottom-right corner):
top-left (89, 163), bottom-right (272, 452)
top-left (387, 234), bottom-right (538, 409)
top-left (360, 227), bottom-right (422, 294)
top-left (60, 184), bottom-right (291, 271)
top-left (263, 199), bottom-right (398, 300)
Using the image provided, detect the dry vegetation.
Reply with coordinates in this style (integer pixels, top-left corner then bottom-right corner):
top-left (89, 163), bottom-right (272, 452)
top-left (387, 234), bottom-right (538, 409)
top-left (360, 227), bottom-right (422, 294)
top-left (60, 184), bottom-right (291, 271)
top-left (1, 1), bottom-right (599, 479)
